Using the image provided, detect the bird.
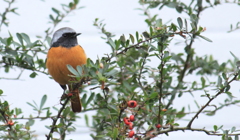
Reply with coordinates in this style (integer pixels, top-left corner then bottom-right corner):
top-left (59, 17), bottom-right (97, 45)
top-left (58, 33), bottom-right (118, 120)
top-left (46, 27), bottom-right (87, 113)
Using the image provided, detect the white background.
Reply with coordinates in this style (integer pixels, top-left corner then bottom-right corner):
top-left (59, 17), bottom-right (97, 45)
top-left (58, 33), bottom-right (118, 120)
top-left (1, 0), bottom-right (240, 139)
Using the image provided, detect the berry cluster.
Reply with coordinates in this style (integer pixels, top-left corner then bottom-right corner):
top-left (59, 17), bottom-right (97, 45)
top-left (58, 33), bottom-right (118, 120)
top-left (123, 100), bottom-right (138, 138)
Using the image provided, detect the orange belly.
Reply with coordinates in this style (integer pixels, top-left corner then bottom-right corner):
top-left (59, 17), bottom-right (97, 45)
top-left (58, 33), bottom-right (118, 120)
top-left (46, 45), bottom-right (87, 85)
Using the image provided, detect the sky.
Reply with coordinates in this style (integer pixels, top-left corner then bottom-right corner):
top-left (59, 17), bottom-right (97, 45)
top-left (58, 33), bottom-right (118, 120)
top-left (1, 0), bottom-right (240, 140)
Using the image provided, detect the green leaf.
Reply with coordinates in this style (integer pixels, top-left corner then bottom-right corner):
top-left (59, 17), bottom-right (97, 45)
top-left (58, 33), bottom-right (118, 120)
top-left (194, 100), bottom-right (200, 109)
top-left (198, 35), bottom-right (213, 42)
top-left (177, 17), bottom-right (183, 29)
top-left (52, 8), bottom-right (60, 15)
top-left (29, 72), bottom-right (37, 78)
top-left (81, 94), bottom-right (87, 109)
top-left (129, 34), bottom-right (134, 44)
top-left (120, 34), bottom-right (126, 43)
top-left (0, 89), bottom-right (3, 95)
top-left (76, 65), bottom-right (83, 76)
top-left (156, 18), bottom-right (162, 27)
top-left (21, 33), bottom-right (31, 45)
top-left (26, 119), bottom-right (35, 127)
top-left (40, 95), bottom-right (47, 110)
top-left (231, 126), bottom-right (236, 133)
top-left (6, 36), bottom-right (13, 46)
top-left (74, 0), bottom-right (79, 4)
top-left (222, 73), bottom-right (227, 80)
top-left (67, 64), bottom-right (79, 77)
top-left (62, 106), bottom-right (70, 116)
top-left (16, 33), bottom-right (23, 45)
top-left (213, 125), bottom-right (218, 131)
top-left (108, 104), bottom-right (117, 111)
top-left (225, 85), bottom-right (231, 92)
top-left (49, 14), bottom-right (54, 21)
top-left (86, 92), bottom-right (95, 106)
top-left (217, 76), bottom-right (222, 87)
top-left (230, 51), bottom-right (239, 60)
top-left (236, 61), bottom-right (240, 67)
top-left (112, 127), bottom-right (118, 139)
top-left (136, 31), bottom-right (139, 41)
top-left (150, 92), bottom-right (158, 99)
top-left (84, 114), bottom-right (89, 127)
top-left (235, 135), bottom-right (239, 140)
top-left (142, 31), bottom-right (150, 39)
top-left (26, 102), bottom-right (38, 111)
top-left (108, 38), bottom-right (116, 48)
top-left (201, 77), bottom-right (205, 88)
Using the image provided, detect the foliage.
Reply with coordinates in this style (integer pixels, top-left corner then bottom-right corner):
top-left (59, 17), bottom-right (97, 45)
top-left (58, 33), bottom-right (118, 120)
top-left (0, 0), bottom-right (240, 140)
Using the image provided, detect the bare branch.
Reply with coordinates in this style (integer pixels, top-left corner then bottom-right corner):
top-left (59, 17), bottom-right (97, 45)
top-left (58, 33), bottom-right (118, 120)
top-left (187, 73), bottom-right (238, 128)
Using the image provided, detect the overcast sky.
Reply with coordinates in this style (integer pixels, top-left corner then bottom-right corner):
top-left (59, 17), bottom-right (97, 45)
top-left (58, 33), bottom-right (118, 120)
top-left (1, 0), bottom-right (240, 140)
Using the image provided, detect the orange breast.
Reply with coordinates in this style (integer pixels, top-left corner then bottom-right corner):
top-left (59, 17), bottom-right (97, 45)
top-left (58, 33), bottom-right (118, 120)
top-left (46, 45), bottom-right (87, 85)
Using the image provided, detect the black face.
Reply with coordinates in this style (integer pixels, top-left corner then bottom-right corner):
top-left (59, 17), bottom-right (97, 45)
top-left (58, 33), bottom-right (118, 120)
top-left (51, 32), bottom-right (79, 48)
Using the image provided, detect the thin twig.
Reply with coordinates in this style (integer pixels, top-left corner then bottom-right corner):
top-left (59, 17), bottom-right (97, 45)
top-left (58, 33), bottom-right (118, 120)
top-left (0, 0), bottom-right (15, 30)
top-left (187, 73), bottom-right (238, 128)
top-left (45, 97), bottom-right (71, 140)
top-left (143, 126), bottom-right (240, 139)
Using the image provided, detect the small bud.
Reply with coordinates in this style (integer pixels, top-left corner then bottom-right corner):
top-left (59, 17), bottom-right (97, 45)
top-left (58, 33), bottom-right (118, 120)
top-left (87, 81), bottom-right (91, 85)
top-left (99, 63), bottom-right (104, 68)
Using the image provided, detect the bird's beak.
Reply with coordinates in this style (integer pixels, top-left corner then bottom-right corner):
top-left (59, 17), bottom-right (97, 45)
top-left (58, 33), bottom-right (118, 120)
top-left (74, 33), bottom-right (81, 37)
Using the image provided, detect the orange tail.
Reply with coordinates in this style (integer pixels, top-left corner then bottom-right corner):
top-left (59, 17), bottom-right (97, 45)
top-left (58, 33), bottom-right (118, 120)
top-left (70, 88), bottom-right (82, 113)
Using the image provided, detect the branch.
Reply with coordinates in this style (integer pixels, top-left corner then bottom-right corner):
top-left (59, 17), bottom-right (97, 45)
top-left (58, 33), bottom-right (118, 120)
top-left (0, 110), bottom-right (13, 131)
top-left (165, 6), bottom-right (203, 109)
top-left (106, 32), bottom-right (187, 62)
top-left (157, 43), bottom-right (165, 124)
top-left (14, 107), bottom-right (103, 120)
top-left (45, 78), bottom-right (87, 140)
top-left (0, 109), bottom-right (18, 139)
top-left (142, 126), bottom-right (240, 139)
top-left (0, 69), bottom-right (24, 80)
top-left (45, 96), bottom-right (71, 140)
top-left (187, 73), bottom-right (238, 128)
top-left (0, 0), bottom-right (16, 30)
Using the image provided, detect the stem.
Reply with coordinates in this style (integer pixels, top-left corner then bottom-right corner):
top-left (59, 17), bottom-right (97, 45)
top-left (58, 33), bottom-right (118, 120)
top-left (0, 0), bottom-right (15, 31)
top-left (46, 97), bottom-right (71, 140)
top-left (0, 109), bottom-right (18, 140)
top-left (165, 4), bottom-right (203, 109)
top-left (187, 73), bottom-right (238, 128)
top-left (158, 43), bottom-right (164, 124)
top-left (143, 126), bottom-right (240, 140)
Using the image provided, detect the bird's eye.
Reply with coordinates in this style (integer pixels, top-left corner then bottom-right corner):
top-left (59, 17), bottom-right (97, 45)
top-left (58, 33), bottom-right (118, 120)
top-left (62, 34), bottom-right (67, 37)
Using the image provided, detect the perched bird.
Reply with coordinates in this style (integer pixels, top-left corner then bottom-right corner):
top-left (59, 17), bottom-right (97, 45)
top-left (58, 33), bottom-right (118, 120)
top-left (46, 27), bottom-right (87, 113)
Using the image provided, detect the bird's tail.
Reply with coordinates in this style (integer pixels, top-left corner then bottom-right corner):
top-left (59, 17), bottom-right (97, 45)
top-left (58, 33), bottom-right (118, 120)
top-left (69, 87), bottom-right (82, 113)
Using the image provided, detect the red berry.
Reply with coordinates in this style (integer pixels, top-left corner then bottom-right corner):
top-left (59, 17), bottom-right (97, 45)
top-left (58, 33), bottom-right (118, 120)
top-left (123, 117), bottom-right (131, 125)
top-left (127, 100), bottom-right (137, 108)
top-left (155, 124), bottom-right (161, 129)
top-left (129, 115), bottom-right (135, 122)
top-left (68, 93), bottom-right (73, 97)
top-left (129, 122), bottom-right (133, 130)
top-left (128, 130), bottom-right (135, 138)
